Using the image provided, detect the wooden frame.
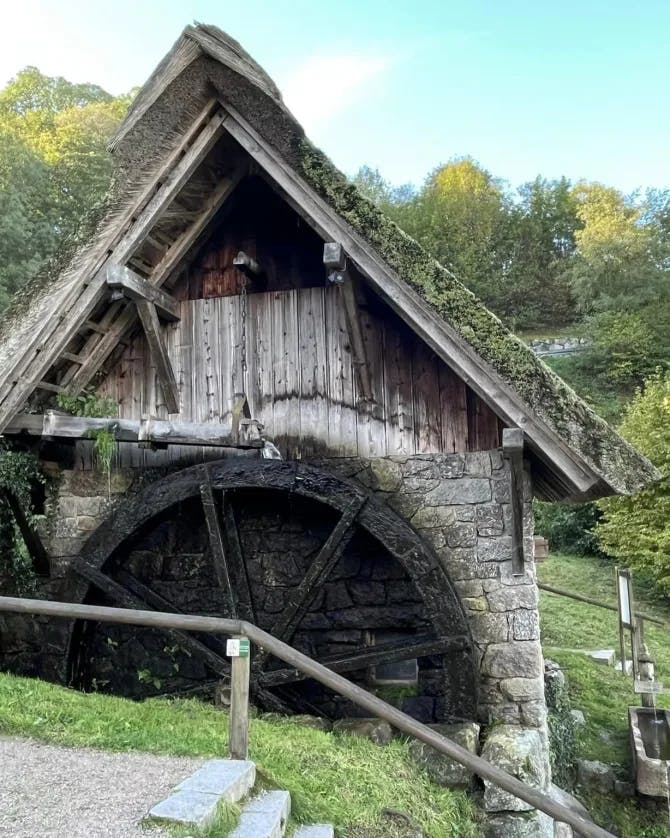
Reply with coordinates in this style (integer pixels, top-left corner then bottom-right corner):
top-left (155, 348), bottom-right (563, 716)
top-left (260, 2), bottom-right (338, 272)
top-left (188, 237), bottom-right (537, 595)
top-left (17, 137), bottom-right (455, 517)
top-left (502, 428), bottom-right (526, 575)
top-left (106, 265), bottom-right (180, 322)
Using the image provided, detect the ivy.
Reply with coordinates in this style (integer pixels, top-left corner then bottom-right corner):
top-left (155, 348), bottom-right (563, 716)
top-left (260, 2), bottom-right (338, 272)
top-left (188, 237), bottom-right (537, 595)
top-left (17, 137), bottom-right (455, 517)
top-left (0, 443), bottom-right (45, 592)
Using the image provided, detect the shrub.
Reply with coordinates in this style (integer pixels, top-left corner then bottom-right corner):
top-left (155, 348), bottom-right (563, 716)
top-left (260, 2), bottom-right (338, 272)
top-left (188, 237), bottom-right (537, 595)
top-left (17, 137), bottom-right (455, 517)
top-left (534, 501), bottom-right (602, 556)
top-left (597, 373), bottom-right (670, 596)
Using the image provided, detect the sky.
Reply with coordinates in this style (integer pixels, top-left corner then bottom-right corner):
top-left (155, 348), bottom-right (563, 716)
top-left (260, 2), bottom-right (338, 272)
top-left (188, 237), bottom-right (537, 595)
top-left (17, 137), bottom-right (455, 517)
top-left (1, 0), bottom-right (669, 193)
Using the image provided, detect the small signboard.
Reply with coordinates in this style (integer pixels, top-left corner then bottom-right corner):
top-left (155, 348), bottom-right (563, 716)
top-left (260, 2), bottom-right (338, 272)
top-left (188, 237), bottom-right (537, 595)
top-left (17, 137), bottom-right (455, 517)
top-left (634, 679), bottom-right (666, 695)
top-left (617, 569), bottom-right (633, 629)
top-left (227, 638), bottom-right (250, 658)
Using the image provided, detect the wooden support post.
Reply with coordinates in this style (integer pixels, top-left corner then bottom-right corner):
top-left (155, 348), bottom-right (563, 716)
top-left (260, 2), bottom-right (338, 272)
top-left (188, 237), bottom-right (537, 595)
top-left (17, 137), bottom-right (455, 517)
top-left (136, 300), bottom-right (180, 414)
top-left (502, 428), bottom-right (526, 575)
top-left (106, 264), bottom-right (180, 322)
top-left (323, 243), bottom-right (373, 402)
top-left (228, 636), bottom-right (251, 760)
top-left (0, 489), bottom-right (49, 576)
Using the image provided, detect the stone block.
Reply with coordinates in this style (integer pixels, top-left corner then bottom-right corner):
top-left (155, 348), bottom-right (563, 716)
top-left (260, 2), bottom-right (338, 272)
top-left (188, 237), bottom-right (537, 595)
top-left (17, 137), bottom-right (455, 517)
top-left (75, 515), bottom-right (99, 533)
top-left (446, 523), bottom-right (477, 548)
top-left (588, 649), bottom-right (615, 666)
top-left (511, 609), bottom-right (540, 641)
top-left (148, 789), bottom-right (220, 827)
top-left (332, 717), bottom-right (393, 746)
top-left (576, 760), bottom-right (614, 794)
top-left (477, 504), bottom-right (505, 536)
top-left (442, 548), bottom-right (499, 582)
top-left (487, 585), bottom-right (538, 612)
top-left (482, 642), bottom-right (543, 679)
top-left (485, 811), bottom-right (553, 837)
top-left (500, 677), bottom-right (545, 702)
top-left (520, 700), bottom-right (548, 728)
top-left (176, 759), bottom-right (255, 800)
top-left (469, 611), bottom-right (511, 643)
top-left (494, 478), bottom-right (511, 503)
top-left (452, 505), bottom-right (476, 522)
top-left (401, 458), bottom-right (439, 478)
top-left (230, 790), bottom-right (291, 838)
top-left (482, 701), bottom-right (521, 725)
top-left (418, 528), bottom-right (447, 550)
top-left (570, 710), bottom-right (586, 729)
top-left (478, 536), bottom-right (513, 563)
top-left (437, 453), bottom-right (466, 478)
top-left (426, 478), bottom-right (492, 505)
top-left (294, 827), bottom-right (334, 838)
top-left (463, 596), bottom-right (489, 612)
top-left (481, 726), bottom-right (550, 812)
top-left (454, 579), bottom-right (484, 598)
top-left (369, 459), bottom-right (403, 492)
top-left (464, 451), bottom-right (492, 477)
top-left (408, 721), bottom-right (480, 788)
top-left (411, 505), bottom-right (457, 529)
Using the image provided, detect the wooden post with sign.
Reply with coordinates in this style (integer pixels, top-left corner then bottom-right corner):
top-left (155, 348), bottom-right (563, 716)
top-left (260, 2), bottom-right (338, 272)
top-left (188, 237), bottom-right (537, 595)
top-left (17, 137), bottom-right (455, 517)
top-left (227, 635), bottom-right (251, 759)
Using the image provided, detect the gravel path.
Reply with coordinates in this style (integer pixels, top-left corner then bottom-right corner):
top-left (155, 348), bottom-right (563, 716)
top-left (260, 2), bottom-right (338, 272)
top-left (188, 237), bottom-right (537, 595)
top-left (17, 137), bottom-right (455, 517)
top-left (0, 736), bottom-right (206, 837)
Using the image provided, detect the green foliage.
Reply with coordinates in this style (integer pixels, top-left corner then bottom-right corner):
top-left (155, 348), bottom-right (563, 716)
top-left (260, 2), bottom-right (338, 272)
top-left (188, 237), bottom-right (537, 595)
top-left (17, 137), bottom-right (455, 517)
top-left (0, 673), bottom-right (480, 837)
top-left (0, 445), bottom-right (45, 591)
top-left (0, 67), bottom-right (128, 313)
top-left (587, 310), bottom-right (659, 388)
top-left (544, 669), bottom-right (577, 789)
top-left (598, 373), bottom-right (670, 596)
top-left (533, 501), bottom-right (602, 556)
top-left (539, 553), bottom-right (670, 836)
top-left (56, 390), bottom-right (118, 473)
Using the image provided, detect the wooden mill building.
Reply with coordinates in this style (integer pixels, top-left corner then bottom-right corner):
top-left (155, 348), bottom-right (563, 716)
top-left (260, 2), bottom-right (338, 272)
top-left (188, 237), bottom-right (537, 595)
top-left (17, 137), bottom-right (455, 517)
top-left (0, 24), bottom-right (656, 767)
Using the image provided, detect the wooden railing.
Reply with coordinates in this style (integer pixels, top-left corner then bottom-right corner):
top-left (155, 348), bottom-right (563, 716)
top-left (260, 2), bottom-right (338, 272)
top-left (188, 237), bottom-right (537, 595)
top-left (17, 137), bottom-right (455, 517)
top-left (0, 595), bottom-right (614, 838)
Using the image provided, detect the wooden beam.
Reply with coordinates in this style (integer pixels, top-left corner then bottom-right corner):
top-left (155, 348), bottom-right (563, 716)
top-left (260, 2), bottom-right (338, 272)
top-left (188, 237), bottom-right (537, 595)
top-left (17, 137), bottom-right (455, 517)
top-left (260, 634), bottom-right (469, 687)
top-left (221, 104), bottom-right (598, 497)
top-left (135, 301), bottom-right (180, 415)
top-left (0, 109), bottom-right (227, 428)
top-left (3, 411), bottom-right (264, 449)
top-left (0, 489), bottom-right (49, 576)
top-left (268, 495), bottom-right (365, 645)
top-left (71, 558), bottom-right (230, 677)
top-left (105, 265), bottom-right (180, 322)
top-left (66, 166), bottom-right (245, 394)
top-left (503, 428), bottom-right (526, 575)
top-left (200, 477), bottom-right (236, 616)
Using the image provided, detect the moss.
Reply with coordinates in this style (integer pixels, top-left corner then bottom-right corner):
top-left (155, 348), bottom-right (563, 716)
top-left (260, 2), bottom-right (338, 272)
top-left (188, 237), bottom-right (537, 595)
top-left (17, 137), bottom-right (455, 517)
top-left (296, 138), bottom-right (657, 495)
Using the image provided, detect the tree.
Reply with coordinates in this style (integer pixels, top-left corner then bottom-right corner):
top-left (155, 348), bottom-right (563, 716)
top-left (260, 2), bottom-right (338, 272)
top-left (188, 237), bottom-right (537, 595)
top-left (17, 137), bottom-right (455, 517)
top-left (598, 373), bottom-right (670, 596)
top-left (567, 182), bottom-right (667, 314)
top-left (502, 177), bottom-right (580, 328)
top-left (0, 68), bottom-right (129, 311)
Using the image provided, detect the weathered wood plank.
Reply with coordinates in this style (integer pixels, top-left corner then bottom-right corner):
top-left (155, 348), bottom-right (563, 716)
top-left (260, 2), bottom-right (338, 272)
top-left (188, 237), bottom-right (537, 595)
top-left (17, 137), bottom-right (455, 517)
top-left (200, 477), bottom-right (236, 615)
top-left (439, 363), bottom-right (468, 454)
top-left (503, 428), bottom-right (526, 575)
top-left (221, 495), bottom-right (256, 622)
top-left (383, 320), bottom-right (414, 456)
top-left (106, 264), bottom-right (180, 321)
top-left (413, 341), bottom-right (442, 453)
top-left (136, 301), bottom-right (180, 415)
top-left (298, 288), bottom-right (328, 457)
top-left (325, 285), bottom-right (357, 456)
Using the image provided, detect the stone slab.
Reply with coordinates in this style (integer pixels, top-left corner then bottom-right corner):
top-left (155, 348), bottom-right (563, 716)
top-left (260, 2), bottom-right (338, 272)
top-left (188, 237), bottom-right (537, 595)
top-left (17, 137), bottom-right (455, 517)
top-left (615, 659), bottom-right (633, 675)
top-left (294, 826), bottom-right (335, 838)
top-left (231, 790), bottom-right (291, 838)
top-left (147, 788), bottom-right (219, 828)
top-left (176, 758), bottom-right (255, 800)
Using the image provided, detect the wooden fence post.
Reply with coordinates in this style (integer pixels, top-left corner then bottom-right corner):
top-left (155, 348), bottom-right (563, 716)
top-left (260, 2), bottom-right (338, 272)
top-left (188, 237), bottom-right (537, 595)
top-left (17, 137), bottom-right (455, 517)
top-left (228, 635), bottom-right (251, 759)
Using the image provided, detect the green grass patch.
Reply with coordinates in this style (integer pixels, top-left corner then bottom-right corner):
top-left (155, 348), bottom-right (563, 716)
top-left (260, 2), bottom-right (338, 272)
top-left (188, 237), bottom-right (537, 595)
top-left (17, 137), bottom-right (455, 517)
top-left (0, 672), bottom-right (481, 837)
top-left (539, 552), bottom-right (670, 837)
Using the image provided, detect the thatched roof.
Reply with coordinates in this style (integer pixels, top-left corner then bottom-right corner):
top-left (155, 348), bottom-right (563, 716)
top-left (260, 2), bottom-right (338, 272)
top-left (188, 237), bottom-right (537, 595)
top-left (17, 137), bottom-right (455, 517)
top-left (0, 23), bottom-right (659, 500)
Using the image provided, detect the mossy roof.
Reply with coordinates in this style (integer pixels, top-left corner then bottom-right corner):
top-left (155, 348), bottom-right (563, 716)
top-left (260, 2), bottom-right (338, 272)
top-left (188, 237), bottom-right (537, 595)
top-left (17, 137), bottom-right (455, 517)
top-left (0, 24), bottom-right (659, 500)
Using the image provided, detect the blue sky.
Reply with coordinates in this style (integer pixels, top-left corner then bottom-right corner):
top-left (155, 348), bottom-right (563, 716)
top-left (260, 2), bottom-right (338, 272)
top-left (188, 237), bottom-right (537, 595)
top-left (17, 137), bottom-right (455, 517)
top-left (1, 0), bottom-right (669, 193)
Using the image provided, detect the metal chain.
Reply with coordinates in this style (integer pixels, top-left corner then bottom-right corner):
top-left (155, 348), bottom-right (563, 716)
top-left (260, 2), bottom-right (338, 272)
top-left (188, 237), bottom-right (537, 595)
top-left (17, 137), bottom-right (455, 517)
top-left (240, 274), bottom-right (248, 377)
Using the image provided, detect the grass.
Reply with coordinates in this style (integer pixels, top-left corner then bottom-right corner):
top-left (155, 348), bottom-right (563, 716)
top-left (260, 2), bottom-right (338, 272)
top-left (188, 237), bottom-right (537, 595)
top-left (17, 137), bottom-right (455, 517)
top-left (538, 552), bottom-right (670, 837)
top-left (0, 672), bottom-right (481, 838)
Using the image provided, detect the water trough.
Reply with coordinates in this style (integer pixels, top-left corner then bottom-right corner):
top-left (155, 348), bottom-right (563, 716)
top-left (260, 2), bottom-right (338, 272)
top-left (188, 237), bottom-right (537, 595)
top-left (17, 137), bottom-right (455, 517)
top-left (629, 707), bottom-right (670, 798)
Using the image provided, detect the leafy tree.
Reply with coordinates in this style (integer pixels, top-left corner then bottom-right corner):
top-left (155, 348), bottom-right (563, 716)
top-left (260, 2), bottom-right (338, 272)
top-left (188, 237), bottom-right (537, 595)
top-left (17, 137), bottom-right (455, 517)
top-left (598, 373), bottom-right (670, 596)
top-left (0, 68), bottom-right (129, 311)
top-left (502, 177), bottom-right (580, 328)
top-left (567, 182), bottom-right (667, 314)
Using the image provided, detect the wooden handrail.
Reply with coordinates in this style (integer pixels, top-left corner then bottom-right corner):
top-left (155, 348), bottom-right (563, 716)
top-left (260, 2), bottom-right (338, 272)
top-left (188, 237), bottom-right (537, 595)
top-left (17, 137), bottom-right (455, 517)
top-left (538, 582), bottom-right (666, 627)
top-left (0, 595), bottom-right (613, 838)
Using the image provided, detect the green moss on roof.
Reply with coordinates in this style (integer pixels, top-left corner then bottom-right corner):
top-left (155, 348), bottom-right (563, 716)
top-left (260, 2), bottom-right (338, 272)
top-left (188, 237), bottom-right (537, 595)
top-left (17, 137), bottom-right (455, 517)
top-left (297, 138), bottom-right (658, 495)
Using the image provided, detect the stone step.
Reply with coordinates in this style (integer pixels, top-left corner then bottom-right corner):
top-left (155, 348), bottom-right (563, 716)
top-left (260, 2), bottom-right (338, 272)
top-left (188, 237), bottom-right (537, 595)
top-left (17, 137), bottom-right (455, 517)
top-left (294, 825), bottom-right (335, 838)
top-left (230, 789), bottom-right (291, 838)
top-left (146, 759), bottom-right (255, 829)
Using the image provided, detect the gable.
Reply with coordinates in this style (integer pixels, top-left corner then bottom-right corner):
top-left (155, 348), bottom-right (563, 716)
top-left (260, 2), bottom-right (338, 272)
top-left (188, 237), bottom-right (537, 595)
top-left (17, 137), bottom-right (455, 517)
top-left (0, 24), bottom-right (659, 502)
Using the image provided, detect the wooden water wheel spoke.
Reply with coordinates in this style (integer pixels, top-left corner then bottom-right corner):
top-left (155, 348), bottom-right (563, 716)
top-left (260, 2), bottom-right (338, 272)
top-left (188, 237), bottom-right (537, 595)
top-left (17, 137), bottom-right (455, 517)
top-left (199, 476), bottom-right (237, 616)
top-left (221, 492), bottom-right (256, 623)
top-left (259, 633), bottom-right (469, 688)
top-left (72, 558), bottom-right (230, 677)
top-left (267, 495), bottom-right (366, 647)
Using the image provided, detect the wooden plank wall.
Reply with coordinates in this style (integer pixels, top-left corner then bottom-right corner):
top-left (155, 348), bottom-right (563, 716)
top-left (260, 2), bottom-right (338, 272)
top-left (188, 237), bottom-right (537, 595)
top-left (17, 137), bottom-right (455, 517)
top-left (94, 286), bottom-right (503, 468)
